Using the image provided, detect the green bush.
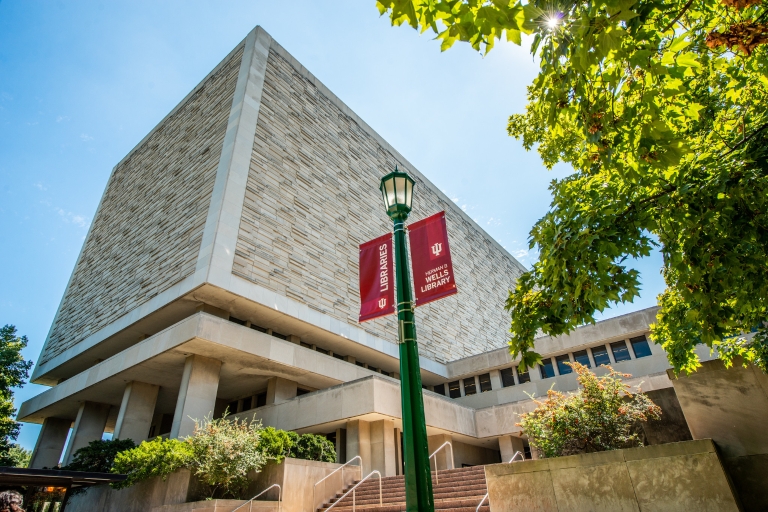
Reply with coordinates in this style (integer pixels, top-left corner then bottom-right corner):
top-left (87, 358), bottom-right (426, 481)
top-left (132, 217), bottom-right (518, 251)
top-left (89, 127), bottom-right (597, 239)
top-left (258, 427), bottom-right (298, 463)
top-left (64, 439), bottom-right (136, 473)
top-left (294, 433), bottom-right (337, 463)
top-left (518, 362), bottom-right (662, 458)
top-left (111, 437), bottom-right (193, 489)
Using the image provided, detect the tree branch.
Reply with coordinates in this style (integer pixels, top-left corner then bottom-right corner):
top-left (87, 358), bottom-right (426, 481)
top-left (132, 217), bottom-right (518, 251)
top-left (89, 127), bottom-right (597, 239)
top-left (662, 0), bottom-right (696, 33)
top-left (721, 121), bottom-right (768, 156)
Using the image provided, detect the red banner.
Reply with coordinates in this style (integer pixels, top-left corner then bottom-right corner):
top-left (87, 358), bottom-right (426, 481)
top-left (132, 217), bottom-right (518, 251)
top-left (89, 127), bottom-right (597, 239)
top-left (408, 211), bottom-right (458, 306)
top-left (358, 233), bottom-right (396, 322)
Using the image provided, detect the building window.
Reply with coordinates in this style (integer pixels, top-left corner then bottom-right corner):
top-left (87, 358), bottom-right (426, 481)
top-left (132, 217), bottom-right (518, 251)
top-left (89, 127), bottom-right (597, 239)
top-left (500, 367), bottom-right (515, 387)
top-left (630, 335), bottom-right (652, 358)
top-left (255, 392), bottom-right (267, 408)
top-left (573, 350), bottom-right (591, 368)
top-left (591, 346), bottom-right (611, 366)
top-left (433, 383), bottom-right (446, 396)
top-left (356, 361), bottom-right (366, 367)
top-left (272, 331), bottom-right (287, 340)
top-left (555, 354), bottom-right (573, 375)
top-left (316, 347), bottom-right (330, 355)
top-left (333, 352), bottom-right (345, 360)
top-left (463, 377), bottom-right (477, 396)
top-left (540, 358), bottom-right (555, 379)
top-left (300, 341), bottom-right (313, 349)
top-left (611, 341), bottom-right (632, 362)
top-left (250, 324), bottom-right (267, 333)
top-left (448, 381), bottom-right (461, 399)
top-left (227, 400), bottom-right (239, 414)
top-left (296, 388), bottom-right (310, 396)
top-left (517, 366), bottom-right (531, 383)
top-left (229, 316), bottom-right (247, 326)
top-left (367, 365), bottom-right (378, 372)
top-left (478, 373), bottom-right (493, 392)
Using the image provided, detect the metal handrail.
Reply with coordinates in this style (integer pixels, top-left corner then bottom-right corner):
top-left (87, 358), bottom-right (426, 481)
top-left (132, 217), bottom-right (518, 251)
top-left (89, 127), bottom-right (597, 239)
top-left (231, 483), bottom-right (281, 512)
top-left (313, 456), bottom-right (363, 511)
top-left (475, 450), bottom-right (526, 511)
top-left (323, 470), bottom-right (382, 512)
top-left (428, 441), bottom-right (454, 484)
top-left (476, 493), bottom-right (489, 512)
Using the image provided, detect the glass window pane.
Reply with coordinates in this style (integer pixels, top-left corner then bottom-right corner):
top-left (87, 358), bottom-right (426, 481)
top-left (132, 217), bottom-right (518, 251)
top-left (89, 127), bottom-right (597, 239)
top-left (630, 335), bottom-right (653, 358)
top-left (384, 179), bottom-right (395, 207)
top-left (463, 377), bottom-right (477, 396)
top-left (611, 341), bottom-right (632, 362)
top-left (555, 354), bottom-right (573, 375)
top-left (256, 392), bottom-right (267, 408)
top-left (405, 180), bottom-right (413, 208)
top-left (592, 346), bottom-right (611, 366)
top-left (540, 359), bottom-right (555, 379)
top-left (434, 383), bottom-right (446, 396)
top-left (395, 176), bottom-right (406, 204)
top-left (448, 380), bottom-right (461, 399)
top-left (500, 367), bottom-right (515, 387)
top-left (517, 367), bottom-right (531, 383)
top-left (478, 373), bottom-right (493, 392)
top-left (573, 350), bottom-right (591, 368)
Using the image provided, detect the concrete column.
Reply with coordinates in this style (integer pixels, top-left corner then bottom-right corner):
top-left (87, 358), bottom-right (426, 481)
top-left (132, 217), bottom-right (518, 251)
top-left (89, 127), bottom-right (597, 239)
top-left (489, 370), bottom-right (502, 390)
top-left (427, 434), bottom-right (454, 470)
top-left (287, 335), bottom-right (301, 345)
top-left (394, 428), bottom-right (403, 475)
top-left (335, 428), bottom-right (347, 463)
top-left (63, 402), bottom-right (110, 464)
top-left (499, 435), bottom-right (526, 462)
top-left (370, 419), bottom-right (396, 477)
top-left (171, 354), bottom-right (222, 438)
top-left (29, 418), bottom-right (71, 469)
top-left (266, 377), bottom-right (298, 405)
top-left (114, 381), bottom-right (160, 443)
top-left (606, 344), bottom-right (617, 364)
top-left (346, 419), bottom-right (371, 474)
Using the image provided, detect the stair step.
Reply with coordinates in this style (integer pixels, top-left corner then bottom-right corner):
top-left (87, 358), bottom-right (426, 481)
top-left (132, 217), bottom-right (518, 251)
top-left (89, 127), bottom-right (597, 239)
top-left (331, 485), bottom-right (487, 504)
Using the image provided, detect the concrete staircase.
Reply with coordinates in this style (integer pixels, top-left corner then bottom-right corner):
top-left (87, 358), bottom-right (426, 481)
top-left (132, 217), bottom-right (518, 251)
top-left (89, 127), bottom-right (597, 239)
top-left (317, 465), bottom-right (490, 512)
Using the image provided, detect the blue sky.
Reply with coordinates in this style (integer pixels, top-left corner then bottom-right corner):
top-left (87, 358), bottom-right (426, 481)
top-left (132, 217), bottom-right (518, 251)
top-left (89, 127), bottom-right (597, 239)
top-left (0, 0), bottom-right (664, 450)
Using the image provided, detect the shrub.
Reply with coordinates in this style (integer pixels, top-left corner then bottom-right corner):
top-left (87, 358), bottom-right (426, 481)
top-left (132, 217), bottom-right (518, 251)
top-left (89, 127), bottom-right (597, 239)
top-left (4, 444), bottom-right (30, 468)
top-left (64, 439), bottom-right (136, 473)
top-left (259, 427), bottom-right (298, 463)
top-left (294, 433), bottom-right (337, 463)
top-left (111, 438), bottom-right (193, 489)
top-left (518, 362), bottom-right (662, 458)
top-left (188, 414), bottom-right (267, 499)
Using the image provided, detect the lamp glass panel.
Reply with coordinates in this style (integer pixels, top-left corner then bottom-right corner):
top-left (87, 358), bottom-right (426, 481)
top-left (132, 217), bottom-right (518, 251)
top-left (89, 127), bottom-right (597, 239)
top-left (395, 176), bottom-right (406, 204)
top-left (384, 178), bottom-right (396, 208)
top-left (405, 180), bottom-right (413, 209)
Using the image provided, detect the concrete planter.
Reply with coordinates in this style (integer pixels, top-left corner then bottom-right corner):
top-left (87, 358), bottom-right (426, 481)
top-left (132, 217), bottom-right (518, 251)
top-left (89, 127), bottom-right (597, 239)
top-left (668, 358), bottom-right (768, 511)
top-left (484, 439), bottom-right (740, 512)
top-left (151, 500), bottom-right (278, 512)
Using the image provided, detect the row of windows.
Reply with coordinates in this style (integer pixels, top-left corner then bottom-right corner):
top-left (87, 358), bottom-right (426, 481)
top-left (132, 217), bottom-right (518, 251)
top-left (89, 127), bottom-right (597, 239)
top-left (229, 316), bottom-right (395, 377)
top-left (431, 335), bottom-right (653, 398)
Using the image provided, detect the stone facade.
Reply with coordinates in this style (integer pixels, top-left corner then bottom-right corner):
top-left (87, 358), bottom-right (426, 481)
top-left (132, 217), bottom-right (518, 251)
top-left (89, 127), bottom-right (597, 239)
top-left (234, 49), bottom-right (526, 363)
top-left (39, 45), bottom-right (244, 365)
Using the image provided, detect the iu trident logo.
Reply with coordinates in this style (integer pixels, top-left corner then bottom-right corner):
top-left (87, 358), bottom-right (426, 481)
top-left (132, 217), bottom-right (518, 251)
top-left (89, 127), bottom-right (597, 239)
top-left (378, 298), bottom-right (387, 309)
top-left (431, 242), bottom-right (443, 256)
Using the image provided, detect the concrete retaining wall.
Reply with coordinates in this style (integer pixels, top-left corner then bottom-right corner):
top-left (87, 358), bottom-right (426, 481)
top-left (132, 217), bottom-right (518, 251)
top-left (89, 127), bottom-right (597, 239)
top-left (669, 358), bottom-right (768, 512)
top-left (485, 439), bottom-right (740, 512)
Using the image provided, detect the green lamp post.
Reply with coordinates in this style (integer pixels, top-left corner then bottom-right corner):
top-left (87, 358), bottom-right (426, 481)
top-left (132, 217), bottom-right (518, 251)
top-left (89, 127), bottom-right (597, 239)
top-left (379, 167), bottom-right (434, 512)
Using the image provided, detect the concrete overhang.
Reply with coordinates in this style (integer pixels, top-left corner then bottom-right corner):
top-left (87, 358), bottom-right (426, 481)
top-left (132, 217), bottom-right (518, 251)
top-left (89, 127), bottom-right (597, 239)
top-left (19, 312), bottom-right (411, 424)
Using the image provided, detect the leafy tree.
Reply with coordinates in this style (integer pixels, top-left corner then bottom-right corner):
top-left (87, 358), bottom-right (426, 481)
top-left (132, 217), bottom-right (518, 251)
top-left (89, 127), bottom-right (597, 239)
top-left (111, 438), bottom-right (194, 489)
top-left (377, 1), bottom-right (768, 374)
top-left (63, 439), bottom-right (136, 473)
top-left (4, 444), bottom-right (31, 468)
top-left (518, 362), bottom-right (661, 457)
top-left (258, 426), bottom-right (299, 463)
top-left (0, 326), bottom-right (33, 465)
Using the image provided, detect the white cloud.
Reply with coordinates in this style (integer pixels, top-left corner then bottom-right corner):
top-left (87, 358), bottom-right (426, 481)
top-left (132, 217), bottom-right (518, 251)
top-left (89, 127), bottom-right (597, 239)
top-left (44, 201), bottom-right (89, 229)
top-left (80, 133), bottom-right (94, 142)
top-left (56, 115), bottom-right (70, 123)
top-left (33, 182), bottom-right (47, 191)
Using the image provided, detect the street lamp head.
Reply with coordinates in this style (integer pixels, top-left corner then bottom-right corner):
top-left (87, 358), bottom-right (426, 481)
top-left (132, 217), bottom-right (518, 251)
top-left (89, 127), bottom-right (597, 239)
top-left (380, 166), bottom-right (415, 220)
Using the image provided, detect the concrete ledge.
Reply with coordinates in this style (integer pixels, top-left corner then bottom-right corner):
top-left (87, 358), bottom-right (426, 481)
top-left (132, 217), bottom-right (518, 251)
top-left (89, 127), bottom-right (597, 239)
top-left (484, 439), bottom-right (740, 512)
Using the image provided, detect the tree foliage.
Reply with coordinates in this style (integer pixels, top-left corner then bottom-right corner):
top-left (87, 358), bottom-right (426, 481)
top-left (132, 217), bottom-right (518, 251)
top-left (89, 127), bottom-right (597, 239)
top-left (518, 362), bottom-right (661, 457)
top-left (64, 439), bottom-right (136, 473)
top-left (377, 0), bottom-right (768, 374)
top-left (112, 438), bottom-right (194, 489)
top-left (0, 326), bottom-right (33, 465)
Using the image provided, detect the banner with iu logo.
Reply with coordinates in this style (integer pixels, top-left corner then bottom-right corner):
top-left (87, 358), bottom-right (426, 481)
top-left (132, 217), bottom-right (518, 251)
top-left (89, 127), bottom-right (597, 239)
top-left (358, 233), bottom-right (396, 322)
top-left (408, 211), bottom-right (458, 306)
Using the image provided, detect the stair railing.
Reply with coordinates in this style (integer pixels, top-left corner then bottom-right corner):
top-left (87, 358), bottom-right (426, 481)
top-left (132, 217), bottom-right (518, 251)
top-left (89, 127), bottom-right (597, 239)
top-left (231, 483), bottom-right (281, 512)
top-left (428, 441), bottom-right (454, 484)
top-left (313, 455), bottom-right (363, 512)
top-left (323, 470), bottom-right (381, 512)
top-left (475, 450), bottom-right (526, 511)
